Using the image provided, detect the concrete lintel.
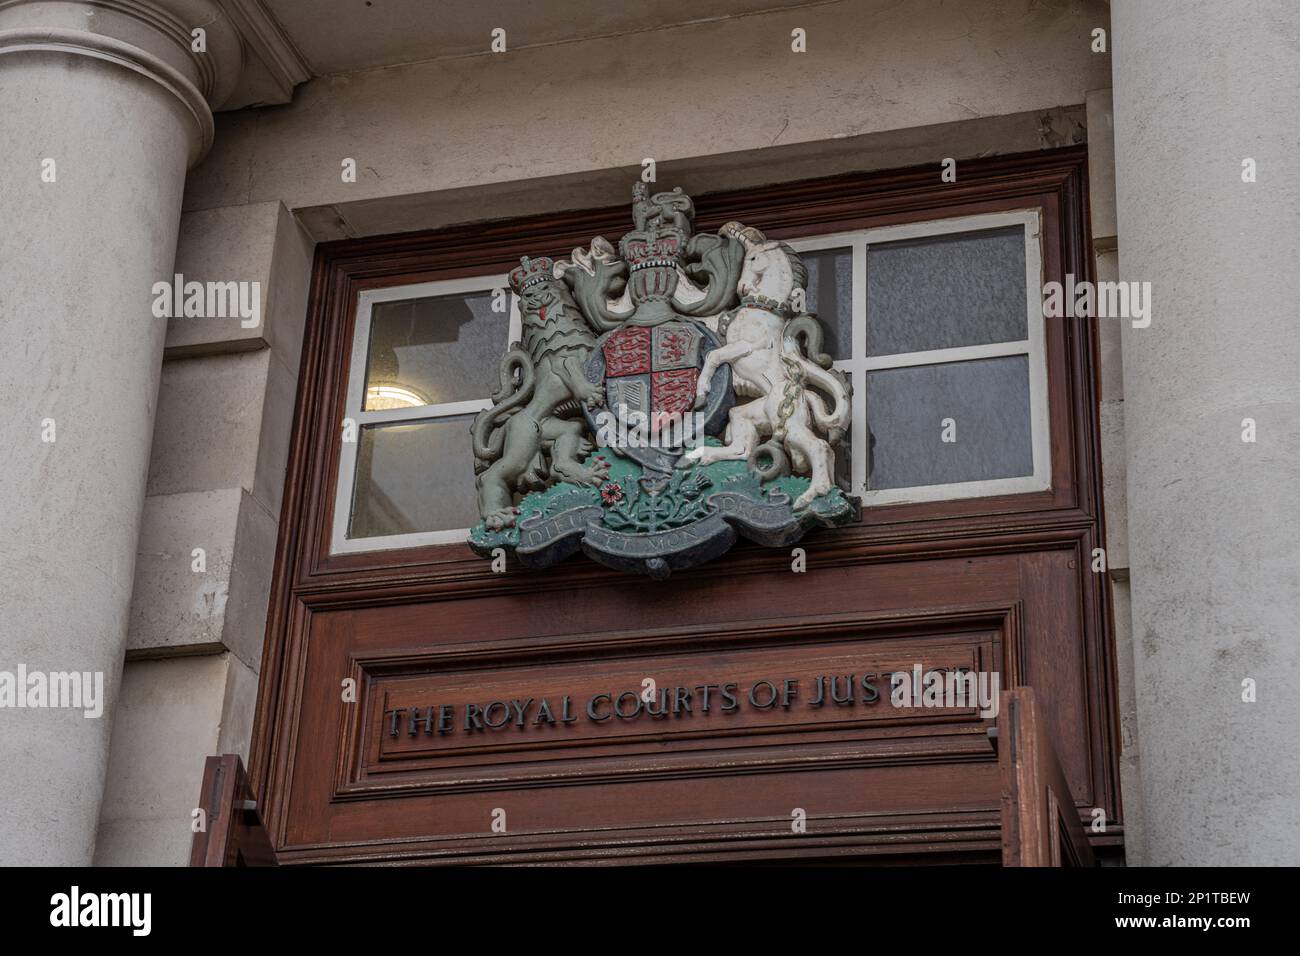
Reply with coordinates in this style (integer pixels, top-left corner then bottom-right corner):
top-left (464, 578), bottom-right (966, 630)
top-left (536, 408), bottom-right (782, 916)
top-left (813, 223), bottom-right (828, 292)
top-left (297, 106), bottom-right (1089, 242)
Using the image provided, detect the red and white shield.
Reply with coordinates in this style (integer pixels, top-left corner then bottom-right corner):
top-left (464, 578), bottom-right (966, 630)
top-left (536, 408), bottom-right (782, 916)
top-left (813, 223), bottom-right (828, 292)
top-left (601, 321), bottom-right (703, 430)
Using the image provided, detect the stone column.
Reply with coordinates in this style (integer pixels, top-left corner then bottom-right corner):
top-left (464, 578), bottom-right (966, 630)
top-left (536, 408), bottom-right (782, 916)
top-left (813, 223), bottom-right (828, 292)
top-left (0, 0), bottom-right (241, 864)
top-left (1112, 1), bottom-right (1300, 864)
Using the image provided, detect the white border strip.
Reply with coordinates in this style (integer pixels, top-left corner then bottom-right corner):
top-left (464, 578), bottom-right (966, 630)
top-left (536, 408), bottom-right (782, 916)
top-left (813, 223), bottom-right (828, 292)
top-left (330, 275), bottom-right (518, 555)
top-left (859, 208), bottom-right (1050, 505)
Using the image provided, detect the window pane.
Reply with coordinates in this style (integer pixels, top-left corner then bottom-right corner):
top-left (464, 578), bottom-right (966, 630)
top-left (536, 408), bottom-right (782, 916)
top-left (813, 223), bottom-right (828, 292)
top-left (349, 417), bottom-right (478, 538)
top-left (800, 247), bottom-right (853, 361)
top-left (865, 355), bottom-right (1032, 489)
top-left (363, 291), bottom-right (505, 410)
top-left (866, 226), bottom-right (1027, 357)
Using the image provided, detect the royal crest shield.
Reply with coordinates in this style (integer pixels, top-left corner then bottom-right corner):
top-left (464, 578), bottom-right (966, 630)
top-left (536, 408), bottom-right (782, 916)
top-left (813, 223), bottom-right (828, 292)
top-left (468, 183), bottom-right (858, 577)
top-left (584, 319), bottom-right (733, 475)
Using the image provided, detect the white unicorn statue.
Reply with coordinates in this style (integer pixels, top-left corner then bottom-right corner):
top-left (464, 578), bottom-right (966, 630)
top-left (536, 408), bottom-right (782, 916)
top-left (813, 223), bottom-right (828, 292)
top-left (684, 222), bottom-right (852, 509)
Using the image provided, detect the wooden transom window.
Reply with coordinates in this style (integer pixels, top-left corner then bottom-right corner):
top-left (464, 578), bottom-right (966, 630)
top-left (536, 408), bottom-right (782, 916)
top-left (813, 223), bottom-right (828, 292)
top-left (331, 209), bottom-right (1049, 554)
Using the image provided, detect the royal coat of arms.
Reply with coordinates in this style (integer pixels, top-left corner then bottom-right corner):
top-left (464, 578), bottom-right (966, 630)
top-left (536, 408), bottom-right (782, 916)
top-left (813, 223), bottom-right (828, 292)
top-left (468, 183), bottom-right (857, 578)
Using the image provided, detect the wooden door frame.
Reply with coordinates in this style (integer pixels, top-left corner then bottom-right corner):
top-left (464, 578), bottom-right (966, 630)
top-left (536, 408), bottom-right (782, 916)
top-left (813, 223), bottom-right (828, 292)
top-left (248, 145), bottom-right (1122, 862)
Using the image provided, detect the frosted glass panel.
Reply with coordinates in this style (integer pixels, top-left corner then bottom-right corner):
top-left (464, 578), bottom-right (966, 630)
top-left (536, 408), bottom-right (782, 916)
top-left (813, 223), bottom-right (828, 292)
top-left (350, 416), bottom-right (478, 537)
top-left (866, 226), bottom-right (1027, 356)
top-left (363, 291), bottom-right (506, 409)
top-left (865, 356), bottom-right (1032, 489)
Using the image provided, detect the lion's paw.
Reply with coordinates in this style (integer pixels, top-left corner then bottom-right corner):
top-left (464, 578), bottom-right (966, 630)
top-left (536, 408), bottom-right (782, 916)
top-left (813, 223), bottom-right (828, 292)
top-left (483, 507), bottom-right (519, 531)
top-left (553, 454), bottom-right (610, 486)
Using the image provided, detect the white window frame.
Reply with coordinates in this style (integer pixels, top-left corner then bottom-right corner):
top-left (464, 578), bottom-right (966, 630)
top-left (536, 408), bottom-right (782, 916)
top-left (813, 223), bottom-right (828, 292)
top-left (330, 275), bottom-right (520, 555)
top-left (788, 207), bottom-right (1050, 506)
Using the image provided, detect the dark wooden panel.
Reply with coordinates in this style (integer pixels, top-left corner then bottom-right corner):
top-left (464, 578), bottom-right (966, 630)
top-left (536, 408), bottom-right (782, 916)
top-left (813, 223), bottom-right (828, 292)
top-left (365, 635), bottom-right (988, 773)
top-left (1000, 686), bottom-right (1097, 867)
top-left (268, 549), bottom-right (1111, 862)
top-left (190, 754), bottom-right (276, 867)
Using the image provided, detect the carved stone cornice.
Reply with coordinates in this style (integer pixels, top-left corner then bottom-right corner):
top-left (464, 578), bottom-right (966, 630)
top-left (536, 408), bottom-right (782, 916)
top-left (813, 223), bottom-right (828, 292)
top-left (217, 0), bottom-right (309, 108)
top-left (0, 0), bottom-right (244, 164)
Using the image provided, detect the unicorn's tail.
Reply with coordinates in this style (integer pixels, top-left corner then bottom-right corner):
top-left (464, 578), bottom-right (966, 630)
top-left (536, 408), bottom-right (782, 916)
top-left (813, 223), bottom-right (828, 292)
top-left (798, 359), bottom-right (851, 440)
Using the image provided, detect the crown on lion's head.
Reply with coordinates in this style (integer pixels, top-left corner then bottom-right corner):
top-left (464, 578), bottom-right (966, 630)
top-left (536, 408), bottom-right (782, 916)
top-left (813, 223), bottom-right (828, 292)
top-left (508, 256), bottom-right (556, 294)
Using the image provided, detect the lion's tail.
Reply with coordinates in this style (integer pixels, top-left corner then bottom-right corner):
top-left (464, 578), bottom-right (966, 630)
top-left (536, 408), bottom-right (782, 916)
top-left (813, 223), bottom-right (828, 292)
top-left (471, 347), bottom-right (535, 466)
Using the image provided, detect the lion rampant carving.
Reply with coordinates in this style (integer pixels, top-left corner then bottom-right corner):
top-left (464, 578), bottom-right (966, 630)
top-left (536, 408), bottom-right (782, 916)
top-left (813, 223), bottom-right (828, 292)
top-left (471, 256), bottom-right (609, 531)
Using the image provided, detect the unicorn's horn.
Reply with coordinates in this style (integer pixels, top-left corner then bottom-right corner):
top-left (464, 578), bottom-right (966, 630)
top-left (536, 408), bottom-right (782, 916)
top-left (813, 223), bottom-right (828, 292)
top-left (720, 221), bottom-right (766, 248)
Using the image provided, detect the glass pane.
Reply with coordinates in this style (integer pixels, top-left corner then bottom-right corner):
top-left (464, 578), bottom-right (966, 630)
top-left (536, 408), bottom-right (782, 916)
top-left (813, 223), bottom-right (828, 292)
top-left (363, 290), bottom-right (505, 410)
top-left (800, 247), bottom-right (853, 361)
top-left (865, 355), bottom-right (1033, 490)
top-left (866, 226), bottom-right (1027, 357)
top-left (349, 416), bottom-right (478, 538)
